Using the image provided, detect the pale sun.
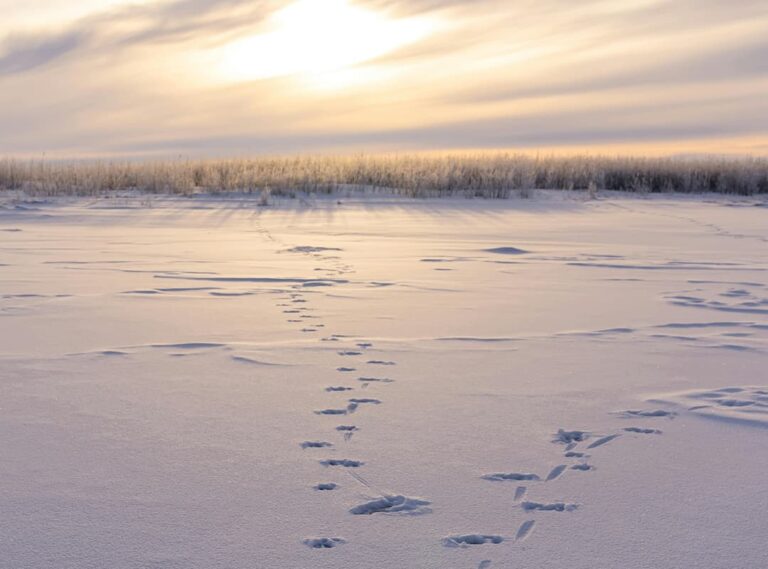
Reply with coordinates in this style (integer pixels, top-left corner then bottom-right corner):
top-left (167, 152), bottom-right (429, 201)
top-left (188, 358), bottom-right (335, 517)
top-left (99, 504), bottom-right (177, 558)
top-left (216, 0), bottom-right (435, 82)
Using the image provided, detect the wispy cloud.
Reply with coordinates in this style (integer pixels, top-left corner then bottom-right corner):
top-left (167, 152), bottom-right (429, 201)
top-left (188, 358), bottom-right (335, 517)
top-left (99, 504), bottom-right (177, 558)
top-left (0, 0), bottom-right (766, 157)
top-left (0, 30), bottom-right (87, 75)
top-left (2, 0), bottom-right (271, 64)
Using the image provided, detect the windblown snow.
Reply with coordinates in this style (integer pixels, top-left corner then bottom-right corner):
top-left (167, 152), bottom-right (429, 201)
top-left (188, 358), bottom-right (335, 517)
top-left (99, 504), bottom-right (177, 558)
top-left (1, 192), bottom-right (766, 569)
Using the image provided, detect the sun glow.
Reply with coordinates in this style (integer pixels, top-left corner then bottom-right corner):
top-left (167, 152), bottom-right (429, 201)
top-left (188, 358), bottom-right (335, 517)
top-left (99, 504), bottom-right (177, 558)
top-left (216, 0), bottom-right (435, 82)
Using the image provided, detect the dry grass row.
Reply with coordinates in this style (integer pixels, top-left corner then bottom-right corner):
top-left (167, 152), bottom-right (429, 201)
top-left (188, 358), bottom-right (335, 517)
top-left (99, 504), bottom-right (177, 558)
top-left (1, 154), bottom-right (767, 197)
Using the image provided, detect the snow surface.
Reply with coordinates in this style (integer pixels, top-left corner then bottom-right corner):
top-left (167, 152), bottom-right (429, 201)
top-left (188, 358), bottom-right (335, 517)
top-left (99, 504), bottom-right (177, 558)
top-left (1, 192), bottom-right (767, 569)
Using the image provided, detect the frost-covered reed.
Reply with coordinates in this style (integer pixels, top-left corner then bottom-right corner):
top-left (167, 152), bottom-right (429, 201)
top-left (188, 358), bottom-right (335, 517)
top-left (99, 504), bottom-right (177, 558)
top-left (1, 153), bottom-right (766, 197)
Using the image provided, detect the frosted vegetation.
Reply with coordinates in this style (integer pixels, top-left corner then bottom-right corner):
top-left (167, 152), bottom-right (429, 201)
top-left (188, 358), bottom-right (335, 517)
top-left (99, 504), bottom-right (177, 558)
top-left (1, 153), bottom-right (767, 197)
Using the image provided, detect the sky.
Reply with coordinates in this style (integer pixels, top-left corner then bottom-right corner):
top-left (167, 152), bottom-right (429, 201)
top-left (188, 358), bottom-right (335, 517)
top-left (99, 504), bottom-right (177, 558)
top-left (1, 0), bottom-right (767, 158)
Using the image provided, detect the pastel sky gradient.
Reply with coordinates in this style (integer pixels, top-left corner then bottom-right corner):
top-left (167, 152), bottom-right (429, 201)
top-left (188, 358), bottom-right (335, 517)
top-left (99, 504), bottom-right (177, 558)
top-left (1, 0), bottom-right (767, 157)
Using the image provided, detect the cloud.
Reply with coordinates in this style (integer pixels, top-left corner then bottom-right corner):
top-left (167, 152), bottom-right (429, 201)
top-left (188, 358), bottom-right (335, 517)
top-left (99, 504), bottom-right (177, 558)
top-left (0, 0), bottom-right (766, 156)
top-left (449, 35), bottom-right (768, 105)
top-left (0, 30), bottom-right (86, 75)
top-left (102, 0), bottom-right (270, 47)
top-left (89, 84), bottom-right (767, 157)
top-left (0, 0), bottom-right (271, 74)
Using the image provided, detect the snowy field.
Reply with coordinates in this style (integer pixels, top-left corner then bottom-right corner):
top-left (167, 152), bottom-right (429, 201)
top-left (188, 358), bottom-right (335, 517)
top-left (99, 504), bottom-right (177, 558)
top-left (1, 193), bottom-right (767, 569)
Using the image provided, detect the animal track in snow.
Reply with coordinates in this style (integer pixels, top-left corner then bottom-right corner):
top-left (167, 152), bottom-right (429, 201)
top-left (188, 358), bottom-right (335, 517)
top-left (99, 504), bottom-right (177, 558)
top-left (483, 472), bottom-right (540, 482)
top-left (338, 351), bottom-right (363, 356)
top-left (320, 459), bottom-right (364, 468)
top-left (564, 451), bottom-right (585, 458)
top-left (358, 376), bottom-right (394, 383)
top-left (348, 398), bottom-right (381, 405)
top-left (545, 465), bottom-right (567, 481)
top-left (624, 427), bottom-right (662, 434)
top-left (515, 520), bottom-right (536, 541)
top-left (315, 408), bottom-right (348, 416)
top-left (314, 483), bottom-right (339, 491)
top-left (553, 429), bottom-right (589, 445)
top-left (349, 495), bottom-right (431, 516)
top-left (442, 535), bottom-right (504, 547)
top-left (521, 502), bottom-right (578, 512)
top-left (337, 367), bottom-right (356, 372)
top-left (480, 405), bottom-right (679, 548)
top-left (325, 386), bottom-right (353, 392)
top-left (303, 537), bottom-right (345, 548)
top-left (587, 434), bottom-right (621, 449)
top-left (301, 441), bottom-right (333, 449)
top-left (336, 425), bottom-right (359, 440)
top-left (368, 360), bottom-right (396, 366)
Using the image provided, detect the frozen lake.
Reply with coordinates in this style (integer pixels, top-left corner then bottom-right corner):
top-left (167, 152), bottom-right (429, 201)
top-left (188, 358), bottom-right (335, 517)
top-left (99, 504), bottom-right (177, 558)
top-left (1, 193), bottom-right (767, 568)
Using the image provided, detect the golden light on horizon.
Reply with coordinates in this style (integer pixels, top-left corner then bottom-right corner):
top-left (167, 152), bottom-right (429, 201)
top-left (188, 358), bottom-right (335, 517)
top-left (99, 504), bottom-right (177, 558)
top-left (214, 0), bottom-right (435, 84)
